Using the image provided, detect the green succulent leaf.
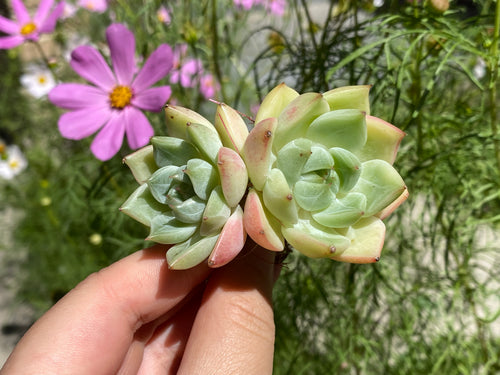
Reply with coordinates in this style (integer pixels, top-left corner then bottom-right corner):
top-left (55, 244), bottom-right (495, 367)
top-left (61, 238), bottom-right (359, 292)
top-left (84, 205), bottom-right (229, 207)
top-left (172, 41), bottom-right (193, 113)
top-left (123, 145), bottom-right (157, 184)
top-left (255, 83), bottom-right (299, 123)
top-left (169, 196), bottom-right (206, 224)
top-left (330, 217), bottom-right (385, 263)
top-left (352, 159), bottom-right (406, 216)
top-left (242, 117), bottom-right (278, 191)
top-left (120, 184), bottom-right (166, 227)
top-left (322, 85), bottom-right (371, 115)
top-left (147, 165), bottom-right (183, 204)
top-left (263, 168), bottom-right (298, 225)
top-left (282, 212), bottom-right (351, 258)
top-left (293, 180), bottom-right (334, 212)
top-left (151, 136), bottom-right (201, 168)
top-left (200, 186), bottom-right (231, 236)
top-left (306, 109), bottom-right (367, 152)
top-left (312, 192), bottom-right (367, 228)
top-left (148, 213), bottom-right (198, 244)
top-left (186, 122), bottom-right (223, 165)
top-left (274, 92), bottom-right (330, 151)
top-left (164, 104), bottom-right (213, 140)
top-left (356, 115), bottom-right (405, 164)
top-left (302, 145), bottom-right (334, 174)
top-left (275, 138), bottom-right (313, 185)
top-left (184, 158), bottom-right (219, 201)
top-left (329, 147), bottom-right (361, 194)
top-left (167, 233), bottom-right (220, 270)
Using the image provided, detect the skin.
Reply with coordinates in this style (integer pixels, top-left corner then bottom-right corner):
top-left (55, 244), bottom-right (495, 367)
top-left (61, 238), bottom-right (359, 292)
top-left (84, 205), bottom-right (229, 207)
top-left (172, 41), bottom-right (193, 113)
top-left (1, 241), bottom-right (277, 374)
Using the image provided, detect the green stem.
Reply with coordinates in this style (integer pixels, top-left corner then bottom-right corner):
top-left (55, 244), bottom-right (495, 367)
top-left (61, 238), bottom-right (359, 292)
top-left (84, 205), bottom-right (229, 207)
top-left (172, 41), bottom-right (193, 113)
top-left (31, 40), bottom-right (58, 83)
top-left (489, 0), bottom-right (500, 175)
top-left (210, 0), bottom-right (227, 102)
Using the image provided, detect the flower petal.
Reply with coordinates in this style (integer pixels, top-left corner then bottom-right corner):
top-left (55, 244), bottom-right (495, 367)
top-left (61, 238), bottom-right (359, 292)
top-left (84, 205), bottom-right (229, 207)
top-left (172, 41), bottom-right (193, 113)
top-left (0, 35), bottom-right (24, 49)
top-left (12, 0), bottom-right (30, 25)
top-left (33, 0), bottom-right (54, 25)
top-left (38, 0), bottom-right (65, 33)
top-left (132, 44), bottom-right (173, 93)
top-left (49, 83), bottom-right (108, 110)
top-left (0, 15), bottom-right (20, 34)
top-left (90, 113), bottom-right (125, 161)
top-left (131, 86), bottom-right (171, 112)
top-left (70, 45), bottom-right (116, 91)
top-left (58, 106), bottom-right (112, 140)
top-left (106, 23), bottom-right (136, 85)
top-left (123, 106), bottom-right (154, 149)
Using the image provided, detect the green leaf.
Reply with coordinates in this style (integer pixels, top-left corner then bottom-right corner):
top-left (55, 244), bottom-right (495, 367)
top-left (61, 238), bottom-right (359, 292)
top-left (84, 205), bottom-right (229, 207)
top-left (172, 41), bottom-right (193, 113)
top-left (167, 233), bottom-right (219, 270)
top-left (329, 147), bottom-right (361, 194)
top-left (263, 168), bottom-right (298, 225)
top-left (185, 158), bottom-right (219, 201)
top-left (151, 136), bottom-right (201, 167)
top-left (302, 145), bottom-right (334, 174)
top-left (322, 85), bottom-right (371, 114)
top-left (123, 145), bottom-right (157, 184)
top-left (276, 138), bottom-right (313, 185)
top-left (352, 160), bottom-right (406, 216)
top-left (199, 186), bottom-right (231, 236)
top-left (282, 212), bottom-right (351, 258)
top-left (169, 196), bottom-right (206, 224)
top-left (147, 165), bottom-right (183, 204)
top-left (306, 109), bottom-right (367, 152)
top-left (312, 192), bottom-right (366, 228)
top-left (186, 122), bottom-right (223, 165)
top-left (293, 180), bottom-right (334, 212)
top-left (148, 213), bottom-right (198, 244)
top-left (120, 184), bottom-right (166, 227)
top-left (274, 92), bottom-right (330, 151)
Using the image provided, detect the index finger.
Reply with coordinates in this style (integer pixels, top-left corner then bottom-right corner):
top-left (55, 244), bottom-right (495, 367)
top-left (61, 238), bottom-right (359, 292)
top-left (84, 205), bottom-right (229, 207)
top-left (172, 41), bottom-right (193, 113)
top-left (1, 245), bottom-right (211, 375)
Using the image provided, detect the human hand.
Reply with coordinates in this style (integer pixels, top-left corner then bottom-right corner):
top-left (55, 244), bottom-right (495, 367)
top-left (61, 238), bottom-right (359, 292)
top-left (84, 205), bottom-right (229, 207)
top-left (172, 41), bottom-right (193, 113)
top-left (1, 240), bottom-right (278, 374)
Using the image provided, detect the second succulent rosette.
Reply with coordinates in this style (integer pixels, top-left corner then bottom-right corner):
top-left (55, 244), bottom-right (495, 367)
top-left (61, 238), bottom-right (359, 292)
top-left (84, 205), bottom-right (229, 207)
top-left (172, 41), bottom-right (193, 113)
top-left (241, 84), bottom-right (408, 263)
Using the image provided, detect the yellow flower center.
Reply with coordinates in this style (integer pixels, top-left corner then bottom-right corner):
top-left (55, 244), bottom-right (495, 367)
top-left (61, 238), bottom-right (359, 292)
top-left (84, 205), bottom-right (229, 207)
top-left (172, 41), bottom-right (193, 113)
top-left (38, 75), bottom-right (47, 84)
top-left (109, 86), bottom-right (133, 109)
top-left (20, 22), bottom-right (37, 36)
top-left (9, 159), bottom-right (19, 169)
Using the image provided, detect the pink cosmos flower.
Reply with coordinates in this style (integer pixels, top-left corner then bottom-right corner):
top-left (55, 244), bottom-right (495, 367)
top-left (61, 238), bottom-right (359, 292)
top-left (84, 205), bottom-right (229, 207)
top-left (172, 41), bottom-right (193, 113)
top-left (49, 23), bottom-right (173, 161)
top-left (156, 5), bottom-right (171, 25)
top-left (78, 0), bottom-right (108, 13)
top-left (200, 73), bottom-right (220, 99)
top-left (233, 0), bottom-right (255, 10)
top-left (266, 0), bottom-right (286, 16)
top-left (0, 0), bottom-right (65, 49)
top-left (170, 57), bottom-right (203, 88)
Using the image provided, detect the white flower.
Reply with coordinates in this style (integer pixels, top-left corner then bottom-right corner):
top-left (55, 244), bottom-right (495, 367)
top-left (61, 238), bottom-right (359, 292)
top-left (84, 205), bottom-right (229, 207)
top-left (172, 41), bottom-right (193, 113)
top-left (0, 145), bottom-right (28, 180)
top-left (20, 65), bottom-right (56, 99)
top-left (62, 2), bottom-right (78, 18)
top-left (473, 58), bottom-right (486, 80)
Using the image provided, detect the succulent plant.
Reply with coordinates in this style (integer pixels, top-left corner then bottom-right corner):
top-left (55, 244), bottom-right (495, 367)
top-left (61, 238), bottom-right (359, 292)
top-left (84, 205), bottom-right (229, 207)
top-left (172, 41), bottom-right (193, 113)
top-left (120, 103), bottom-right (249, 269)
top-left (121, 83), bottom-right (408, 269)
top-left (241, 83), bottom-right (408, 263)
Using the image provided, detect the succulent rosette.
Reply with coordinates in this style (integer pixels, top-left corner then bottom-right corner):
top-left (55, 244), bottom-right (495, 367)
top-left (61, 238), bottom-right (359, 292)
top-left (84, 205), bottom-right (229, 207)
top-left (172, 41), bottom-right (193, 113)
top-left (241, 83), bottom-right (408, 263)
top-left (121, 83), bottom-right (408, 269)
top-left (121, 103), bottom-right (249, 270)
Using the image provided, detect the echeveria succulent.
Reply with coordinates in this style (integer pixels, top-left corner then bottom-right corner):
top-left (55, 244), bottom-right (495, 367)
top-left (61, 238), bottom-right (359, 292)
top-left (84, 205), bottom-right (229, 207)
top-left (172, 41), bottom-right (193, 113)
top-left (121, 103), bottom-right (249, 269)
top-left (242, 84), bottom-right (408, 263)
top-left (121, 83), bottom-right (408, 269)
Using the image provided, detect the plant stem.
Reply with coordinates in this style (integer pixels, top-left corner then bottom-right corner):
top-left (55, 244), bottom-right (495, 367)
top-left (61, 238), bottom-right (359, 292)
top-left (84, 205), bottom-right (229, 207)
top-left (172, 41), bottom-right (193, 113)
top-left (31, 40), bottom-right (58, 82)
top-left (489, 0), bottom-right (500, 175)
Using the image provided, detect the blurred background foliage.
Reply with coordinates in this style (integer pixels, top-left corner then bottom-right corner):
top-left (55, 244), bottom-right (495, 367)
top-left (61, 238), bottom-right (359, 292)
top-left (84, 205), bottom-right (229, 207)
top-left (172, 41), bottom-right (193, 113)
top-left (1, 0), bottom-right (500, 373)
